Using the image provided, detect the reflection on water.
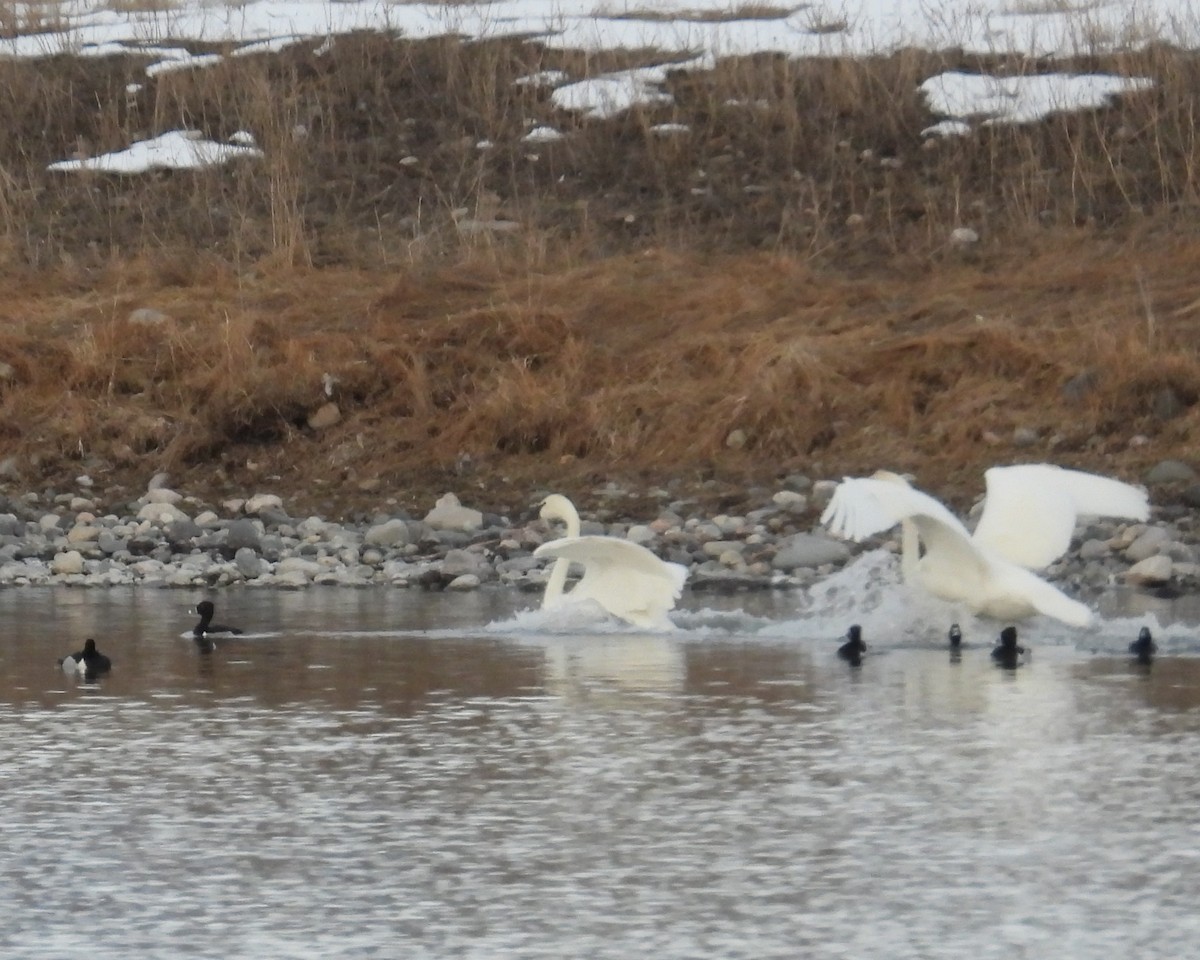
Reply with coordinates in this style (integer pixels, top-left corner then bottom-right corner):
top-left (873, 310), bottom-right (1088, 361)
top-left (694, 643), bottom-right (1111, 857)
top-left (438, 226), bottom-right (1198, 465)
top-left (1, 588), bottom-right (1200, 959)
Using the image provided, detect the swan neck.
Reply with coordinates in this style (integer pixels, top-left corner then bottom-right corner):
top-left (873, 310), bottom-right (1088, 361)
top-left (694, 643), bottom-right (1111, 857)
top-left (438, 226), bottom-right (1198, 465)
top-left (562, 501), bottom-right (581, 538)
top-left (900, 518), bottom-right (919, 582)
top-left (542, 497), bottom-right (581, 605)
top-left (544, 557), bottom-right (570, 605)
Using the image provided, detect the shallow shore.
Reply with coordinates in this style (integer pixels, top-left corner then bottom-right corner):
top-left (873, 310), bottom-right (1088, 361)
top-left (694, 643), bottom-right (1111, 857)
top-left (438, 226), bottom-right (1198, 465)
top-left (1, 468), bottom-right (1193, 608)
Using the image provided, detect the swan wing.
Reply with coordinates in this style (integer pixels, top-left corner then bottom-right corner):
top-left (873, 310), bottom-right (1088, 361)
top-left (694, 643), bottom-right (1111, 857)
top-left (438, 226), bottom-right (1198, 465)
top-left (974, 465), bottom-right (1150, 569)
top-left (994, 562), bottom-right (1095, 627)
top-left (534, 536), bottom-right (688, 628)
top-left (821, 476), bottom-right (972, 542)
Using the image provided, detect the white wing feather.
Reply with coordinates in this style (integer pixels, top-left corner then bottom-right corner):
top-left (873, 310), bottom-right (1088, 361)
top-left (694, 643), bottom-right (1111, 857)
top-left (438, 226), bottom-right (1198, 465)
top-left (821, 476), bottom-right (972, 542)
top-left (534, 536), bottom-right (687, 628)
top-left (974, 465), bottom-right (1149, 569)
top-left (822, 471), bottom-right (1100, 628)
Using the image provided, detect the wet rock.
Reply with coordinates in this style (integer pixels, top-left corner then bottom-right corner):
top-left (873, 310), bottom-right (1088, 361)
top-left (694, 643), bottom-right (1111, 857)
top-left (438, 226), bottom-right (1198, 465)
top-left (1125, 554), bottom-right (1173, 586)
top-left (770, 533), bottom-right (850, 571)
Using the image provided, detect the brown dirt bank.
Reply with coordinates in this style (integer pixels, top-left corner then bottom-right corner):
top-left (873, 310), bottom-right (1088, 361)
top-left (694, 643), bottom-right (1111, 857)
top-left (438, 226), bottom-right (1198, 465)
top-left (0, 230), bottom-right (1196, 521)
top-left (1, 36), bottom-right (1199, 519)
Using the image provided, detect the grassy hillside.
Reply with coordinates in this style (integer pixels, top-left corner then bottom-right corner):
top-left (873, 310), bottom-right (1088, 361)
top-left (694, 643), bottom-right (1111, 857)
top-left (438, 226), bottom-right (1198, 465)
top-left (0, 34), bottom-right (1196, 516)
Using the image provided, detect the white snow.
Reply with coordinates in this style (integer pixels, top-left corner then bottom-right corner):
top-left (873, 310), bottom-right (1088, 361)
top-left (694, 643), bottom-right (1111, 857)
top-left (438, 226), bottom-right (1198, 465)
top-left (12, 0), bottom-right (1173, 172)
top-left (48, 130), bottom-right (264, 174)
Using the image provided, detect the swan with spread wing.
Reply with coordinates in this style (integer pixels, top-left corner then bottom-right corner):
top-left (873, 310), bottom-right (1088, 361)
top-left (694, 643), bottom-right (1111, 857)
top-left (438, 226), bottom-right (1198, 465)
top-left (534, 494), bottom-right (688, 630)
top-left (820, 465), bottom-right (1149, 627)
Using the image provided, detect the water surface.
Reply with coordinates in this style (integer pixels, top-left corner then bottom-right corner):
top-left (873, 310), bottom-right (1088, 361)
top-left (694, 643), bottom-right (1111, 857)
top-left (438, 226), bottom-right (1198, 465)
top-left (2, 584), bottom-right (1199, 959)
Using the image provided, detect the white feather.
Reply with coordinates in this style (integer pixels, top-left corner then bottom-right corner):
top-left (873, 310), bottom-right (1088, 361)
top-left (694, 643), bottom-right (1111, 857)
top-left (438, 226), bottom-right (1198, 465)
top-left (972, 464), bottom-right (1149, 569)
top-left (820, 471), bottom-right (1103, 627)
top-left (537, 494), bottom-right (687, 630)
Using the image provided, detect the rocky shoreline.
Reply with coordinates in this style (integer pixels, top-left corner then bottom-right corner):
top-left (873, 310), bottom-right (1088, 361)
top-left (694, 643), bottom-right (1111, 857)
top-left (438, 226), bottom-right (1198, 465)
top-left (0, 464), bottom-right (1195, 600)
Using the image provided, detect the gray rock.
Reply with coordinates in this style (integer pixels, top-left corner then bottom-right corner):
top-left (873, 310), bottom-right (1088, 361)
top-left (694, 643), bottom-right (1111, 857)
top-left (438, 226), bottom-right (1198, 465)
top-left (51, 550), bottom-right (84, 575)
top-left (1145, 460), bottom-right (1196, 485)
top-left (137, 502), bottom-right (190, 525)
top-left (97, 531), bottom-right (124, 555)
top-left (424, 493), bottom-right (483, 532)
top-left (364, 519), bottom-right (411, 548)
top-left (1062, 370), bottom-right (1098, 403)
top-left (441, 548), bottom-right (485, 578)
top-left (446, 573), bottom-right (481, 590)
top-left (226, 518), bottom-right (262, 551)
top-left (167, 519), bottom-right (202, 542)
top-left (1078, 538), bottom-right (1110, 560)
top-left (1125, 554), bottom-right (1173, 586)
top-left (1153, 387), bottom-right (1186, 421)
top-left (308, 402), bottom-right (341, 430)
top-left (770, 533), bottom-right (851, 571)
top-left (1125, 527), bottom-right (1170, 562)
top-left (771, 490), bottom-right (808, 513)
top-left (245, 493), bottom-right (285, 515)
top-left (234, 547), bottom-right (266, 579)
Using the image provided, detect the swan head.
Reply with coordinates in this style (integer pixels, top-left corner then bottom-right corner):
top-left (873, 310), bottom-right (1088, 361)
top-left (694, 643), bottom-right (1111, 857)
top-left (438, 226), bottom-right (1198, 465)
top-left (948, 623), bottom-right (962, 647)
top-left (538, 494), bottom-right (578, 525)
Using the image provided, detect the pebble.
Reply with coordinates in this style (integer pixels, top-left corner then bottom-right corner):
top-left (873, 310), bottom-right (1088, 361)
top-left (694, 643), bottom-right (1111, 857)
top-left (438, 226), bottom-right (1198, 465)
top-left (0, 476), bottom-right (1186, 604)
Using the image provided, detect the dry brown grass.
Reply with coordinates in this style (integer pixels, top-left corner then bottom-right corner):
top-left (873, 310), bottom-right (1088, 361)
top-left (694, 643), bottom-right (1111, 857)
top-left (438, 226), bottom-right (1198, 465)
top-left (0, 229), bottom-right (1195, 516)
top-left (0, 34), bottom-right (1196, 513)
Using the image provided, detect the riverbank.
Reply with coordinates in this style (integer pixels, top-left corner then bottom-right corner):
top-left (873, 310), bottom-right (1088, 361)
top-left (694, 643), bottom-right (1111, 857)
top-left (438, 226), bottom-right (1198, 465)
top-left (0, 466), bottom-right (1193, 607)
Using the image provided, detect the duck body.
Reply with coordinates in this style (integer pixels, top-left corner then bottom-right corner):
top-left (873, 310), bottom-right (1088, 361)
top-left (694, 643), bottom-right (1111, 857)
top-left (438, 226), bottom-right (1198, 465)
top-left (837, 625), bottom-right (867, 664)
top-left (1130, 627), bottom-right (1157, 663)
top-left (991, 626), bottom-right (1028, 669)
top-left (58, 638), bottom-right (112, 679)
top-left (193, 600), bottom-right (243, 638)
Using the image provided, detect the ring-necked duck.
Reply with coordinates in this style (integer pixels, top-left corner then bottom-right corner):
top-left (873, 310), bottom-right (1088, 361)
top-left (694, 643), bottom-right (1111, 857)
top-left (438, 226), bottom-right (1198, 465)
top-left (838, 624), bottom-right (867, 665)
top-left (193, 600), bottom-right (243, 638)
top-left (58, 638), bottom-right (112, 678)
top-left (1129, 626), bottom-right (1157, 664)
top-left (991, 625), bottom-right (1028, 669)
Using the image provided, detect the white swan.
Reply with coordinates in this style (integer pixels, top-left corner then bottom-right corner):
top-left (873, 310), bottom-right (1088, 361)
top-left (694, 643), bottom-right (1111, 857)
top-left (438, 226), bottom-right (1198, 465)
top-left (534, 494), bottom-right (688, 629)
top-left (820, 465), bottom-right (1149, 627)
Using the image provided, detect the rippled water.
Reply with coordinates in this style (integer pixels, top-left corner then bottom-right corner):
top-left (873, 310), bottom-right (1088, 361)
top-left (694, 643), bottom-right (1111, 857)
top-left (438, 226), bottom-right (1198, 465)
top-left (3, 575), bottom-right (1200, 959)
